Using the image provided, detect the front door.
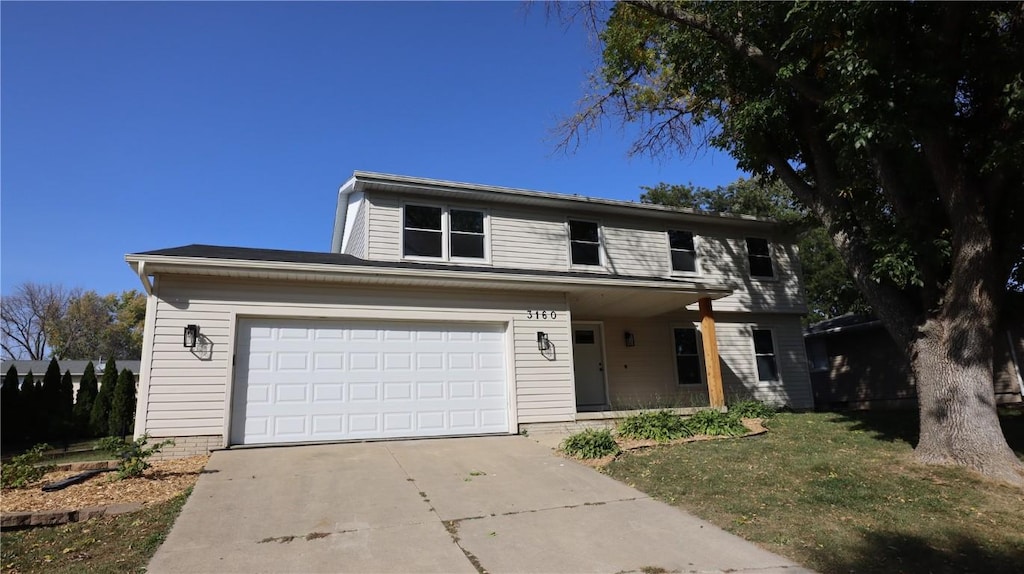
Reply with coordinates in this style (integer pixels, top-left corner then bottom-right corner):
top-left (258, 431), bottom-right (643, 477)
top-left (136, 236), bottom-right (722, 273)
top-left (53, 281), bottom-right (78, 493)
top-left (572, 323), bottom-right (607, 409)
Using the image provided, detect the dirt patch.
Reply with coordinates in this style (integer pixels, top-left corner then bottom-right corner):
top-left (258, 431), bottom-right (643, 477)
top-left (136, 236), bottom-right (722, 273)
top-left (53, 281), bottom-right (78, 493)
top-left (565, 418), bottom-right (768, 469)
top-left (1, 455), bottom-right (208, 513)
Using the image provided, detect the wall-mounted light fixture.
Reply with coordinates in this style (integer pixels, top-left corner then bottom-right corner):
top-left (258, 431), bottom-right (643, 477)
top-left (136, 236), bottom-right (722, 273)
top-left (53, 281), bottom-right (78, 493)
top-left (183, 324), bottom-right (200, 348)
top-left (537, 331), bottom-right (550, 351)
top-left (624, 331), bottom-right (636, 347)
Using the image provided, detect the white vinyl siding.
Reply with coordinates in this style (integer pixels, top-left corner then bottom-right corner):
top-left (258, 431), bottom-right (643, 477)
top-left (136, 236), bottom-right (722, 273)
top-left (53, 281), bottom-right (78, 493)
top-left (596, 313), bottom-right (813, 409)
top-left (342, 196), bottom-right (368, 258)
top-left (364, 192), bottom-right (804, 314)
top-left (138, 277), bottom-right (575, 442)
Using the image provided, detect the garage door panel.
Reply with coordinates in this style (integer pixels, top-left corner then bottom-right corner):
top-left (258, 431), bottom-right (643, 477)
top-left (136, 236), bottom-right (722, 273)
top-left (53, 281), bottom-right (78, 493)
top-left (231, 319), bottom-right (509, 445)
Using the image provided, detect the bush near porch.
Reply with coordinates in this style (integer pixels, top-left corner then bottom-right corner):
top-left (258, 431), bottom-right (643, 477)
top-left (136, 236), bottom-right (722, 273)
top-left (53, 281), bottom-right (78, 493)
top-left (603, 409), bottom-right (1024, 574)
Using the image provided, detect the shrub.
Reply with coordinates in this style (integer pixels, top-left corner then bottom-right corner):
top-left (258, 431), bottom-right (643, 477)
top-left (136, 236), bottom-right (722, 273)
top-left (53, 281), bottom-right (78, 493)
top-left (97, 434), bottom-right (175, 479)
top-left (729, 399), bottom-right (777, 419)
top-left (617, 410), bottom-right (693, 442)
top-left (561, 428), bottom-right (620, 459)
top-left (90, 358), bottom-right (117, 436)
top-left (108, 369), bottom-right (137, 438)
top-left (1, 444), bottom-right (54, 489)
top-left (74, 361), bottom-right (98, 437)
top-left (684, 409), bottom-right (749, 437)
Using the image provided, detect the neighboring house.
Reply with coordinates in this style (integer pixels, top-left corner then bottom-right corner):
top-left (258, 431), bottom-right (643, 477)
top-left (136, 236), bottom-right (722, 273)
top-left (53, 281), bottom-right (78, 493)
top-left (805, 315), bottom-right (1024, 410)
top-left (0, 359), bottom-right (142, 398)
top-left (125, 171), bottom-right (813, 455)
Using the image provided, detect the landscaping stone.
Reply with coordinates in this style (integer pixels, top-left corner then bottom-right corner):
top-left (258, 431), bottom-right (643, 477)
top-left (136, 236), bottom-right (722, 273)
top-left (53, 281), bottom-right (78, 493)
top-left (0, 502), bottom-right (145, 530)
top-left (0, 512), bottom-right (32, 529)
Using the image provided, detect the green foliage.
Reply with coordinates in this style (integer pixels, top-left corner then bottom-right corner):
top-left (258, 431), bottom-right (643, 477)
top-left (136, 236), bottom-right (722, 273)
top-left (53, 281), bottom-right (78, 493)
top-left (74, 361), bottom-right (98, 437)
top-left (1, 444), bottom-right (54, 489)
top-left (20, 371), bottom-right (43, 442)
top-left (685, 409), bottom-right (749, 437)
top-left (108, 369), bottom-right (137, 438)
top-left (1, 365), bottom-right (21, 445)
top-left (97, 434), bottom-right (174, 479)
top-left (561, 428), bottom-right (620, 459)
top-left (49, 290), bottom-right (146, 361)
top-left (90, 358), bottom-right (117, 436)
top-left (729, 399), bottom-right (777, 419)
top-left (617, 410), bottom-right (693, 442)
top-left (42, 358), bottom-right (63, 440)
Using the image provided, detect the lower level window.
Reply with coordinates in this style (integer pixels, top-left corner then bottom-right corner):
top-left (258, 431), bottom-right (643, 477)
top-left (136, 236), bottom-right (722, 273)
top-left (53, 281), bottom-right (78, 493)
top-left (753, 329), bottom-right (779, 381)
top-left (674, 328), bottom-right (702, 385)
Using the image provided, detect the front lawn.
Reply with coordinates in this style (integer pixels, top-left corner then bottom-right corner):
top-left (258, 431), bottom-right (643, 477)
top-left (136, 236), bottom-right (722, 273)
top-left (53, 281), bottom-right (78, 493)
top-left (604, 409), bottom-right (1024, 574)
top-left (1, 490), bottom-right (190, 574)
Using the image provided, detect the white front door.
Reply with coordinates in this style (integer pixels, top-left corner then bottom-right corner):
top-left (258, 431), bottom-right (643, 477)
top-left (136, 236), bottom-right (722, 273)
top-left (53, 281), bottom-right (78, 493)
top-left (231, 318), bottom-right (509, 445)
top-left (572, 323), bottom-right (607, 409)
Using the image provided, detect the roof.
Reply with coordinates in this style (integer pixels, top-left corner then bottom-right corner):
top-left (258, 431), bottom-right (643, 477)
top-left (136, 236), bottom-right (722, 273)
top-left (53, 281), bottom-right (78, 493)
top-left (1, 360), bottom-right (142, 376)
top-left (126, 244), bottom-right (734, 317)
top-left (344, 171), bottom-right (781, 227)
top-left (130, 244), bottom-right (726, 286)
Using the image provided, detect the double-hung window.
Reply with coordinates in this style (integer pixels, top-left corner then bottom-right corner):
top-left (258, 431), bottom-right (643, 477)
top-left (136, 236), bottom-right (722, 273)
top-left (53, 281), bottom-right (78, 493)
top-left (752, 329), bottom-right (779, 381)
top-left (746, 237), bottom-right (775, 278)
top-left (674, 327), bottom-right (703, 386)
top-left (569, 220), bottom-right (601, 266)
top-left (403, 204), bottom-right (486, 261)
top-left (668, 230), bottom-right (697, 273)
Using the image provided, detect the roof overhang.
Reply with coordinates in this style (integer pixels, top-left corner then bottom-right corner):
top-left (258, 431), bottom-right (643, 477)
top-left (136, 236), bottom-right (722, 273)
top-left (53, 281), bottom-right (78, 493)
top-left (126, 253), bottom-right (733, 318)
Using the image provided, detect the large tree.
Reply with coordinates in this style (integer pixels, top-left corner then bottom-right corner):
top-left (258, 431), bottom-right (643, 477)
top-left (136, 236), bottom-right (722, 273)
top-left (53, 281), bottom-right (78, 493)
top-left (49, 290), bottom-right (146, 360)
top-left (1, 283), bottom-right (75, 360)
top-left (560, 2), bottom-right (1024, 484)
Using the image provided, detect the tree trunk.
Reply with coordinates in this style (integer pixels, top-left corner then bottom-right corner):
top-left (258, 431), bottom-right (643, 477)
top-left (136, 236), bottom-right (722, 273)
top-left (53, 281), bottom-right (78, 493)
top-left (911, 319), bottom-right (1024, 487)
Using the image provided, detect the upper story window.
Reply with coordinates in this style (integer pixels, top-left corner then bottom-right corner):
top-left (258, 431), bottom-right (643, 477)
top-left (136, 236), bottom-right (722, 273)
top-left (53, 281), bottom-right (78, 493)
top-left (450, 209), bottom-right (485, 259)
top-left (668, 230), bottom-right (697, 273)
top-left (569, 220), bottom-right (601, 266)
top-left (746, 237), bottom-right (775, 278)
top-left (403, 204), bottom-right (486, 261)
top-left (753, 328), bottom-right (779, 381)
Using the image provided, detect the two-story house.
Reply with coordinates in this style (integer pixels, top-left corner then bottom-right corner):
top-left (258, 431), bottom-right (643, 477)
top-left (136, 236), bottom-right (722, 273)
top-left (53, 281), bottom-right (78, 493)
top-left (126, 172), bottom-right (812, 455)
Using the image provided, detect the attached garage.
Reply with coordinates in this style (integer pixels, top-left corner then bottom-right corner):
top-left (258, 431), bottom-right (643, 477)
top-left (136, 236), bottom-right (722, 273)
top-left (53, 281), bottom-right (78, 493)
top-left (230, 318), bottom-right (510, 445)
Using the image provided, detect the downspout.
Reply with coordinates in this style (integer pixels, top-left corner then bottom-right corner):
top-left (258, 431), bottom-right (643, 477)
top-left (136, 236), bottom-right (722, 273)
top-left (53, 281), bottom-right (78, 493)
top-left (135, 261), bottom-right (153, 295)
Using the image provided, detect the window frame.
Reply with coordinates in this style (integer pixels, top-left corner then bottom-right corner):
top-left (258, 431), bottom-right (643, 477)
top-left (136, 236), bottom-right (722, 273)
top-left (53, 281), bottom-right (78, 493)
top-left (667, 229), bottom-right (701, 276)
top-left (566, 218), bottom-right (604, 269)
top-left (751, 327), bottom-right (781, 383)
top-left (671, 324), bottom-right (706, 387)
top-left (745, 237), bottom-right (776, 280)
top-left (400, 201), bottom-right (490, 263)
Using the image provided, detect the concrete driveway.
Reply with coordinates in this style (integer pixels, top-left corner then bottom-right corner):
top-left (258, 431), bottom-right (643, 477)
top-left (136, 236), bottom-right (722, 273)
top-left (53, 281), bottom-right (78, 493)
top-left (148, 436), bottom-right (808, 573)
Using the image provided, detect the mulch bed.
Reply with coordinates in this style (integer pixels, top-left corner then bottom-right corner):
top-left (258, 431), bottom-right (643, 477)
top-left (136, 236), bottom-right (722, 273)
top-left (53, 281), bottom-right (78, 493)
top-left (1, 456), bottom-right (208, 513)
top-left (567, 418), bottom-right (768, 468)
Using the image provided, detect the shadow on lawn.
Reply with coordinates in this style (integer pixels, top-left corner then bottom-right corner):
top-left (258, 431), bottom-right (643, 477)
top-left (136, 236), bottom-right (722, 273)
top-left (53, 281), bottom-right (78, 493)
top-left (821, 530), bottom-right (1024, 574)
top-left (823, 407), bottom-right (1024, 457)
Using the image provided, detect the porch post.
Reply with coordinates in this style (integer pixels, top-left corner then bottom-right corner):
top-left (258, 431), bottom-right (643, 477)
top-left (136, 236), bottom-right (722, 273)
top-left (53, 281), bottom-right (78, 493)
top-left (699, 297), bottom-right (725, 409)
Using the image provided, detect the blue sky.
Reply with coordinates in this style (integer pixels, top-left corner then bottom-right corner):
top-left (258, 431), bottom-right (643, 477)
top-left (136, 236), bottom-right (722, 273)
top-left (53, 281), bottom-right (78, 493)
top-left (1, 1), bottom-right (746, 295)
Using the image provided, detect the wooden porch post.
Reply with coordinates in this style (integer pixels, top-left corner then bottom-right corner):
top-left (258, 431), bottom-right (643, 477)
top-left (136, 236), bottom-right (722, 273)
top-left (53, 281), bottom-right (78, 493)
top-left (699, 297), bottom-right (725, 409)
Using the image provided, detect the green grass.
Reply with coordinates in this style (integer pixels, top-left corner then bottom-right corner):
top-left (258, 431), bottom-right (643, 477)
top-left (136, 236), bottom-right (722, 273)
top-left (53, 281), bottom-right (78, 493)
top-left (1, 489), bottom-right (191, 574)
top-left (604, 410), bottom-right (1024, 574)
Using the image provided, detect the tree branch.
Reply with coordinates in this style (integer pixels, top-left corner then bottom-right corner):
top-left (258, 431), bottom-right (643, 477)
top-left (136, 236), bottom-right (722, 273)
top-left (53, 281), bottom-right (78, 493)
top-left (625, 0), bottom-right (827, 104)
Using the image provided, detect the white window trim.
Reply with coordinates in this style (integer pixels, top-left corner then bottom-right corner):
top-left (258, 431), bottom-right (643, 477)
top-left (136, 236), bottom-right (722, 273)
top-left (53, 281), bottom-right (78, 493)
top-left (745, 237), bottom-right (778, 281)
top-left (750, 326), bottom-right (782, 384)
top-left (666, 229), bottom-right (702, 277)
top-left (400, 201), bottom-right (490, 264)
top-left (566, 218), bottom-right (606, 270)
top-left (670, 323), bottom-right (706, 387)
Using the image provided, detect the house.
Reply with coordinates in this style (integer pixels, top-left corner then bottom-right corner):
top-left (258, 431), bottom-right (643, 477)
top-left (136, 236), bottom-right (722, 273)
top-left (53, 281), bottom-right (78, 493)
top-left (125, 171), bottom-right (813, 456)
top-left (0, 359), bottom-right (142, 398)
top-left (804, 314), bottom-right (1023, 410)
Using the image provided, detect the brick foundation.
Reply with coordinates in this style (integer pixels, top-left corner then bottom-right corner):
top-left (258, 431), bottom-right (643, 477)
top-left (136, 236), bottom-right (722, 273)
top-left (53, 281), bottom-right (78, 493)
top-left (150, 435), bottom-right (223, 459)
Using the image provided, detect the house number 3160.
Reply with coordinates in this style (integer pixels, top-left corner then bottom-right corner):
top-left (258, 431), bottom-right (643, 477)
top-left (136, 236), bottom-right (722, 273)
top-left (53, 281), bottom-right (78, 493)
top-left (525, 310), bottom-right (556, 319)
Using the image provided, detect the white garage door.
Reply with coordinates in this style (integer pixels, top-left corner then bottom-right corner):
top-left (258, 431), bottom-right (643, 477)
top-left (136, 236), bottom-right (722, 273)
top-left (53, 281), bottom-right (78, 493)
top-left (230, 318), bottom-right (509, 445)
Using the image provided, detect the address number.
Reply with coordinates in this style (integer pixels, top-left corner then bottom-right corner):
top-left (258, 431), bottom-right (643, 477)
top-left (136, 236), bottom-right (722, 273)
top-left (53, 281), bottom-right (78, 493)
top-left (525, 310), bottom-right (557, 319)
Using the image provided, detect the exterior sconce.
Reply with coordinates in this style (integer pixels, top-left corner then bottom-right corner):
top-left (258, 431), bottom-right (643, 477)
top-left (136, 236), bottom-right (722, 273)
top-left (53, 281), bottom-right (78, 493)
top-left (624, 331), bottom-right (636, 347)
top-left (183, 324), bottom-right (200, 348)
top-left (537, 331), bottom-right (550, 351)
